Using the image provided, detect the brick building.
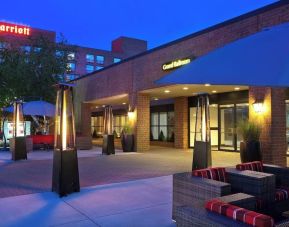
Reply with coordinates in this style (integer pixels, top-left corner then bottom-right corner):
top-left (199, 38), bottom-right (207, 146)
top-left (73, 1), bottom-right (289, 166)
top-left (0, 21), bottom-right (147, 81)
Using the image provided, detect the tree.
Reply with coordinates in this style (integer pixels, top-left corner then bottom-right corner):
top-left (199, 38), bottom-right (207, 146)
top-left (0, 35), bottom-right (75, 108)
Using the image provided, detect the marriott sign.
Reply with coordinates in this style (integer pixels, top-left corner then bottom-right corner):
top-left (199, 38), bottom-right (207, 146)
top-left (0, 22), bottom-right (31, 36)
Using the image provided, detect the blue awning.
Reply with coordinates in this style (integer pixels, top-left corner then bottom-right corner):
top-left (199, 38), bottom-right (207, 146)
top-left (155, 23), bottom-right (289, 87)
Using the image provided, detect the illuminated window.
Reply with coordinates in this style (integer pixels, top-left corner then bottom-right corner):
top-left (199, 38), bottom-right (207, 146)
top-left (86, 65), bottom-right (94, 73)
top-left (56, 50), bottom-right (64, 57)
top-left (86, 54), bottom-right (94, 63)
top-left (95, 66), bottom-right (104, 71)
top-left (96, 55), bottom-right (104, 64)
top-left (34, 47), bottom-right (42, 52)
top-left (67, 52), bottom-right (75, 60)
top-left (113, 57), bottom-right (121, 63)
top-left (150, 111), bottom-right (174, 142)
top-left (21, 46), bottom-right (31, 53)
top-left (67, 63), bottom-right (76, 72)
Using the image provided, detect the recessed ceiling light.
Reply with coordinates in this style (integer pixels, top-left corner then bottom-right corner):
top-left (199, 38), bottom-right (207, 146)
top-left (183, 87), bottom-right (189, 90)
top-left (154, 97), bottom-right (159, 101)
top-left (234, 87), bottom-right (240, 90)
top-left (164, 90), bottom-right (170, 93)
top-left (95, 106), bottom-right (99, 108)
top-left (205, 84), bottom-right (211, 87)
top-left (102, 105), bottom-right (106, 107)
top-left (212, 90), bottom-right (217, 93)
top-left (122, 102), bottom-right (126, 105)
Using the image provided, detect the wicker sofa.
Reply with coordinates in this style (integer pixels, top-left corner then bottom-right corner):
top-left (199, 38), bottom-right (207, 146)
top-left (173, 166), bottom-right (289, 227)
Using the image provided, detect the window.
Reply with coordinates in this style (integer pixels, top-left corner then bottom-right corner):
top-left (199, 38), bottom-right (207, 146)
top-left (91, 116), bottom-right (104, 138)
top-left (67, 62), bottom-right (76, 72)
top-left (0, 42), bottom-right (9, 49)
top-left (56, 50), bottom-right (64, 57)
top-left (21, 46), bottom-right (31, 53)
top-left (113, 115), bottom-right (128, 137)
top-left (150, 111), bottom-right (174, 142)
top-left (67, 52), bottom-right (75, 60)
top-left (66, 74), bottom-right (79, 81)
top-left (95, 66), bottom-right (104, 71)
top-left (96, 55), bottom-right (104, 64)
top-left (113, 57), bottom-right (121, 63)
top-left (86, 54), bottom-right (94, 63)
top-left (86, 65), bottom-right (94, 73)
top-left (34, 47), bottom-right (42, 52)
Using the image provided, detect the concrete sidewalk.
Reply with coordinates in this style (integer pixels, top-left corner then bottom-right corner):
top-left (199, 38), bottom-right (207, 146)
top-left (0, 175), bottom-right (175, 227)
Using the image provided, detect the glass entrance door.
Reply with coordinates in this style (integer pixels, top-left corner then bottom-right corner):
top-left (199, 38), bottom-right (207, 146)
top-left (219, 105), bottom-right (235, 150)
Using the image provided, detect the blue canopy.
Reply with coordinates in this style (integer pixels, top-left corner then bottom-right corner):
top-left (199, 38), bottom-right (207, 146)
top-left (4, 101), bottom-right (55, 117)
top-left (156, 23), bottom-right (289, 87)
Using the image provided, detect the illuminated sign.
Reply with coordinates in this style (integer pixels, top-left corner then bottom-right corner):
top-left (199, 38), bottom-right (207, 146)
top-left (162, 58), bottom-right (191, 71)
top-left (0, 22), bottom-right (31, 36)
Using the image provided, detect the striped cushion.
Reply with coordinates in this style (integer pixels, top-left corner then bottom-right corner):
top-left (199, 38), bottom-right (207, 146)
top-left (192, 167), bottom-right (227, 182)
top-left (275, 187), bottom-right (289, 201)
top-left (205, 199), bottom-right (274, 227)
top-left (236, 161), bottom-right (264, 172)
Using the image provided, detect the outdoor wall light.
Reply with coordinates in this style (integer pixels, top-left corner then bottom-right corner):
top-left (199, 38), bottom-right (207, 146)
top-left (10, 100), bottom-right (27, 160)
top-left (52, 83), bottom-right (80, 197)
top-left (253, 101), bottom-right (264, 114)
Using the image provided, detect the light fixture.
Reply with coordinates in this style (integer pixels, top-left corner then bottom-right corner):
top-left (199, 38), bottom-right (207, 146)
top-left (52, 83), bottom-right (80, 197)
top-left (154, 97), bottom-right (159, 101)
top-left (183, 87), bottom-right (189, 90)
top-left (122, 102), bottom-right (126, 105)
top-left (205, 84), bottom-right (211, 87)
top-left (234, 87), bottom-right (240, 91)
top-left (164, 90), bottom-right (170, 93)
top-left (102, 105), bottom-right (106, 108)
top-left (253, 101), bottom-right (264, 113)
top-left (212, 90), bottom-right (217, 93)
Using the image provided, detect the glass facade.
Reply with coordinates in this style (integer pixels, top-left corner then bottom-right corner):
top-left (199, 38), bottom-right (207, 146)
top-left (150, 111), bottom-right (174, 142)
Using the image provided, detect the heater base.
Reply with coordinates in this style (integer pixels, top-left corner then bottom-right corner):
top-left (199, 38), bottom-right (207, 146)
top-left (192, 141), bottom-right (212, 170)
top-left (52, 149), bottom-right (80, 197)
top-left (10, 137), bottom-right (27, 161)
top-left (102, 134), bottom-right (115, 155)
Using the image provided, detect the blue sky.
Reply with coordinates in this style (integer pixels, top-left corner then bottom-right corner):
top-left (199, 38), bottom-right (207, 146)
top-left (1, 0), bottom-right (277, 50)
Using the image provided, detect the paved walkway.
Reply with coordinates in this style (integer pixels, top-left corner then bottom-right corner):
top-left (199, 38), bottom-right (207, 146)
top-left (0, 146), bottom-right (241, 198)
top-left (0, 175), bottom-right (174, 227)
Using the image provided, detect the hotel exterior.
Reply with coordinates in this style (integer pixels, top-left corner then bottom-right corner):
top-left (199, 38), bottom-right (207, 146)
top-left (73, 1), bottom-right (289, 167)
top-left (0, 21), bottom-right (147, 81)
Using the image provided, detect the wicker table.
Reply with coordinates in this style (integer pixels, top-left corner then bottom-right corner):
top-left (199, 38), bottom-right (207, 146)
top-left (215, 192), bottom-right (256, 210)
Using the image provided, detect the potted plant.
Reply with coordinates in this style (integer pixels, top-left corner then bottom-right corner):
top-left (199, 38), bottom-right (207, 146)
top-left (121, 124), bottom-right (134, 152)
top-left (238, 120), bottom-right (262, 163)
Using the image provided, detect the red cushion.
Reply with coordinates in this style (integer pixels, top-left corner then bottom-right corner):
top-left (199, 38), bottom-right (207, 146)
top-left (192, 167), bottom-right (227, 182)
top-left (236, 161), bottom-right (264, 172)
top-left (205, 199), bottom-right (274, 227)
top-left (275, 187), bottom-right (289, 201)
top-left (32, 135), bottom-right (54, 145)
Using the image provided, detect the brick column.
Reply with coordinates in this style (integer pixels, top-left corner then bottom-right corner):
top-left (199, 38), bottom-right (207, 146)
top-left (174, 97), bottom-right (189, 149)
top-left (135, 93), bottom-right (150, 152)
top-left (81, 103), bottom-right (92, 137)
top-left (249, 87), bottom-right (287, 166)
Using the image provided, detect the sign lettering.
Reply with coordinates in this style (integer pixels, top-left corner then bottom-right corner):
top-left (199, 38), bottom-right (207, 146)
top-left (0, 22), bottom-right (30, 36)
top-left (162, 58), bottom-right (191, 71)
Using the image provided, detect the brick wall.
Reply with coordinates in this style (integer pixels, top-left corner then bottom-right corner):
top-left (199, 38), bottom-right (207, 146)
top-left (136, 93), bottom-right (150, 152)
top-left (174, 97), bottom-right (188, 149)
top-left (249, 87), bottom-right (287, 166)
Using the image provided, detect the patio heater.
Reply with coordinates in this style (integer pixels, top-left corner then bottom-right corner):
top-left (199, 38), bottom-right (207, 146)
top-left (52, 83), bottom-right (80, 197)
top-left (192, 93), bottom-right (212, 170)
top-left (102, 105), bottom-right (115, 155)
top-left (10, 101), bottom-right (27, 160)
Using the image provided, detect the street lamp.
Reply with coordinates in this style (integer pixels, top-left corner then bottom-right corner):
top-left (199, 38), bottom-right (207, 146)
top-left (52, 83), bottom-right (80, 197)
top-left (10, 100), bottom-right (27, 160)
top-left (192, 93), bottom-right (212, 170)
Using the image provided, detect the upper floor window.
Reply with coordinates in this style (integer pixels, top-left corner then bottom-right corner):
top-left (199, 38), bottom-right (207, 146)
top-left (34, 47), bottom-right (42, 52)
top-left (67, 52), bottom-right (75, 61)
top-left (86, 54), bottom-right (94, 63)
top-left (56, 50), bottom-right (64, 57)
top-left (67, 62), bottom-right (76, 72)
top-left (66, 74), bottom-right (79, 81)
top-left (21, 46), bottom-right (31, 53)
top-left (0, 42), bottom-right (9, 49)
top-left (113, 57), bottom-right (121, 63)
top-left (95, 66), bottom-right (104, 71)
top-left (86, 65), bottom-right (94, 73)
top-left (96, 55), bottom-right (104, 64)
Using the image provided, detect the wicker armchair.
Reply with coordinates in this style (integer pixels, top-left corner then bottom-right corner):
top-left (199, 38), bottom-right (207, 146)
top-left (173, 171), bottom-right (231, 220)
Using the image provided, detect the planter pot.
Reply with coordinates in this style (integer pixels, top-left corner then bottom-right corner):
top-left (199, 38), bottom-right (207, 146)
top-left (240, 140), bottom-right (262, 163)
top-left (102, 134), bottom-right (115, 155)
top-left (121, 134), bottom-right (134, 152)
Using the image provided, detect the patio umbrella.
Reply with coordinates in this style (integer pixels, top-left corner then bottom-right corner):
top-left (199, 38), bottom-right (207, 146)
top-left (155, 22), bottom-right (289, 87)
top-left (103, 105), bottom-right (114, 135)
top-left (4, 101), bottom-right (55, 117)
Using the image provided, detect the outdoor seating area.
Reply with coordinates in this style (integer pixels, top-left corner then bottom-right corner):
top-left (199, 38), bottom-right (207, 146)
top-left (173, 161), bottom-right (289, 227)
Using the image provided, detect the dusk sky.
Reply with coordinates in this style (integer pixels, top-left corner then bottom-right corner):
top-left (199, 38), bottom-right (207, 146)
top-left (1, 0), bottom-right (277, 50)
